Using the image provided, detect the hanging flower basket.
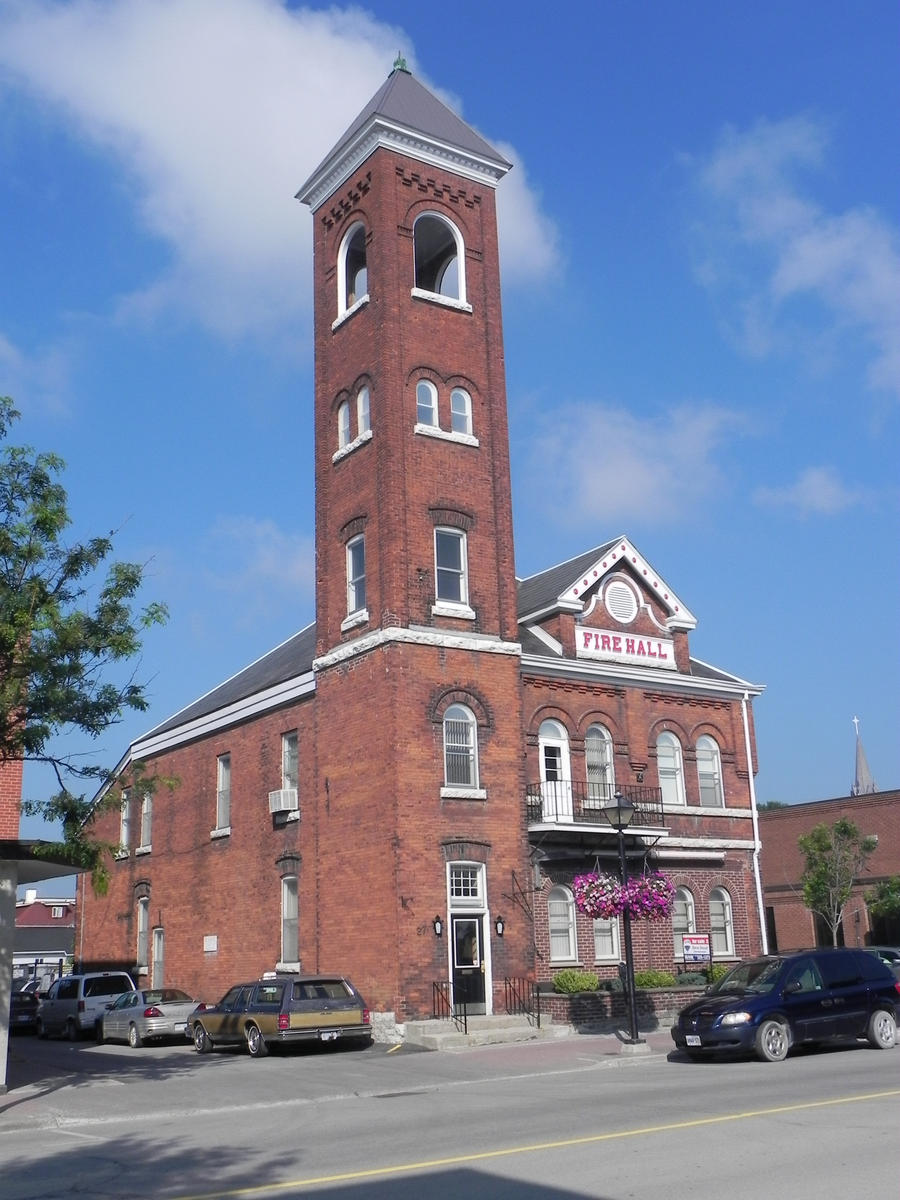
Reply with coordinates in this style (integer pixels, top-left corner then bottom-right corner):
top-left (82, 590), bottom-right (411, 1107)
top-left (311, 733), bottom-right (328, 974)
top-left (572, 871), bottom-right (676, 922)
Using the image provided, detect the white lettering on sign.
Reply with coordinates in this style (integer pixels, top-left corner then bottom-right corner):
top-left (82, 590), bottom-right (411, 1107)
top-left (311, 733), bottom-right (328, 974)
top-left (577, 627), bottom-right (675, 669)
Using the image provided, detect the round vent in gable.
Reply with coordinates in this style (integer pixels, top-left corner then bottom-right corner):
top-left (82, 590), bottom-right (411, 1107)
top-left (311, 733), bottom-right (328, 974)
top-left (605, 580), bottom-right (638, 624)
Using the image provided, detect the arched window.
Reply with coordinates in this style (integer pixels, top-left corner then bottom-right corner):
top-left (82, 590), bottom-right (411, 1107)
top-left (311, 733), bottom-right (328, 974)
top-left (450, 388), bottom-right (473, 436)
top-left (136, 896), bottom-right (149, 972)
top-left (539, 719), bottom-right (572, 821)
top-left (346, 534), bottom-right (366, 615)
top-left (709, 887), bottom-right (734, 957)
top-left (657, 731), bottom-right (686, 806)
top-left (696, 735), bottom-right (724, 807)
top-left (338, 222), bottom-right (367, 314)
top-left (337, 400), bottom-right (351, 449)
top-left (585, 723), bottom-right (615, 806)
top-left (414, 213), bottom-right (464, 301)
top-left (548, 885), bottom-right (576, 962)
top-left (416, 380), bottom-right (438, 427)
top-left (281, 875), bottom-right (299, 966)
top-left (357, 386), bottom-right (371, 436)
top-left (443, 703), bottom-right (478, 789)
top-left (673, 886), bottom-right (695, 958)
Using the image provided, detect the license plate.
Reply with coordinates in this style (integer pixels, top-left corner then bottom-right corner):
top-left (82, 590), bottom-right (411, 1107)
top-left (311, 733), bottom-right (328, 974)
top-left (174, 1023), bottom-right (185, 1031)
top-left (686, 1035), bottom-right (702, 1047)
top-left (320, 1030), bottom-right (339, 1041)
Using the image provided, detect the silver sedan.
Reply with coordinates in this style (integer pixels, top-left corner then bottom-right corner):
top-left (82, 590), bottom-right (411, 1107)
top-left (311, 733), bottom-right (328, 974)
top-left (97, 988), bottom-right (198, 1047)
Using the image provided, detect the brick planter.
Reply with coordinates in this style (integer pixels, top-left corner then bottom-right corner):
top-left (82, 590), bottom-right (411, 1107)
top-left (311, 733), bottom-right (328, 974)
top-left (541, 986), bottom-right (707, 1033)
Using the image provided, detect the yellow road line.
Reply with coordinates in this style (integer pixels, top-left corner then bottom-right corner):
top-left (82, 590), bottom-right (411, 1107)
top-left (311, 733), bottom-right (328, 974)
top-left (173, 1088), bottom-right (900, 1200)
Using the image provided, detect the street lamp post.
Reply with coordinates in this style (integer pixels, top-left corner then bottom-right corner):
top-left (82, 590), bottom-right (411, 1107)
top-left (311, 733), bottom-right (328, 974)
top-left (604, 790), bottom-right (643, 1045)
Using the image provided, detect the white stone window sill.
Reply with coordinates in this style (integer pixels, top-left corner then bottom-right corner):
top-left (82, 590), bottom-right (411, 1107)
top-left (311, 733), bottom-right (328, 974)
top-left (410, 287), bottom-right (472, 314)
top-left (277, 961), bottom-right (301, 973)
top-left (135, 845), bottom-right (151, 857)
top-left (414, 423), bottom-right (479, 448)
top-left (432, 601), bottom-right (476, 621)
top-left (333, 428), bottom-right (373, 463)
top-left (663, 803), bottom-right (732, 816)
top-left (210, 826), bottom-right (231, 840)
top-left (114, 849), bottom-right (129, 861)
top-left (440, 787), bottom-right (487, 801)
top-left (341, 608), bottom-right (369, 632)
top-left (332, 293), bottom-right (369, 330)
top-left (275, 811), bottom-right (300, 823)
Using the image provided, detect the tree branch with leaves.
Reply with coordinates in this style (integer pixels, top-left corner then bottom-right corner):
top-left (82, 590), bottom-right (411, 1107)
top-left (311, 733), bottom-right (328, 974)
top-left (798, 818), bottom-right (878, 946)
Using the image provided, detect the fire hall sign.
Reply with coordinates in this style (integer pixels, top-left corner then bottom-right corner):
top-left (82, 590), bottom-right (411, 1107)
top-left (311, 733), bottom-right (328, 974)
top-left (577, 627), bottom-right (676, 669)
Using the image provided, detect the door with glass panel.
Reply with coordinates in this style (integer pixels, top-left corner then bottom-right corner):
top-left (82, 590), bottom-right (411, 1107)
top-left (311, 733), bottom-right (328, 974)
top-left (451, 916), bottom-right (485, 1012)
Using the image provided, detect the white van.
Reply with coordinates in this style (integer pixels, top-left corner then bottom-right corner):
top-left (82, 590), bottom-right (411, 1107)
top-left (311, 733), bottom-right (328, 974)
top-left (37, 972), bottom-right (136, 1039)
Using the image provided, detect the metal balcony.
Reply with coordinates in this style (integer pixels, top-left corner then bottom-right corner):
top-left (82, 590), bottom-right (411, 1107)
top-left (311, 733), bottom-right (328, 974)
top-left (525, 781), bottom-right (664, 829)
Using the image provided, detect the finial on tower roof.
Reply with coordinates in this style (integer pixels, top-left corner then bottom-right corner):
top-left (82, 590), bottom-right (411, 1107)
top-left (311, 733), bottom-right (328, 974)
top-left (392, 52), bottom-right (409, 74)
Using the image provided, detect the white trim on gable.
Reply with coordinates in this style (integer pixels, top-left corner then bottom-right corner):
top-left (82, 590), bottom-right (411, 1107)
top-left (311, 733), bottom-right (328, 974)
top-left (559, 538), bottom-right (696, 631)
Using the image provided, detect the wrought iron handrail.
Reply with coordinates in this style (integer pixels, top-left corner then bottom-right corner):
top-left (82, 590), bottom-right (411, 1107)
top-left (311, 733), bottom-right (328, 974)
top-left (525, 780), bottom-right (664, 828)
top-left (431, 980), bottom-right (467, 1034)
top-left (504, 977), bottom-right (541, 1028)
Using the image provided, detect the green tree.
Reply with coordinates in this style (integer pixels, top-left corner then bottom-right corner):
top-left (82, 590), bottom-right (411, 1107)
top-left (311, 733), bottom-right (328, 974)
top-left (0, 397), bottom-right (167, 887)
top-left (865, 877), bottom-right (900, 922)
top-left (798, 818), bottom-right (878, 946)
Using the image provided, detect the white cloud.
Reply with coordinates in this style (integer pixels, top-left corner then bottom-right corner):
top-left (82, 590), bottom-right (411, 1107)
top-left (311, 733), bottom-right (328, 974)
top-left (0, 0), bottom-right (558, 341)
top-left (519, 400), bottom-right (744, 528)
top-left (0, 330), bottom-right (74, 413)
top-left (205, 515), bottom-right (315, 602)
top-left (688, 116), bottom-right (900, 399)
top-left (753, 466), bottom-right (866, 516)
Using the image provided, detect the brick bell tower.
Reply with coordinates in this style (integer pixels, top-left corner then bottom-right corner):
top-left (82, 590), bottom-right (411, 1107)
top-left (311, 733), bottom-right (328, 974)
top-left (298, 62), bottom-right (530, 1022)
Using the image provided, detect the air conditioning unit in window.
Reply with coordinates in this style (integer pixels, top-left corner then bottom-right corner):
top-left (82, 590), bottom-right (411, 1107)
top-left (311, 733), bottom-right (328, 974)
top-left (268, 788), bottom-right (299, 814)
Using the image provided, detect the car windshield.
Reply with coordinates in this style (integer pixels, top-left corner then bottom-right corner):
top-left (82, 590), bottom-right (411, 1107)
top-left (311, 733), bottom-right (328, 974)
top-left (709, 958), bottom-right (784, 995)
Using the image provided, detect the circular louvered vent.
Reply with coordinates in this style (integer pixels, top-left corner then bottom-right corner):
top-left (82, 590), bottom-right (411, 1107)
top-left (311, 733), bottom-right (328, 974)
top-left (605, 580), bottom-right (638, 624)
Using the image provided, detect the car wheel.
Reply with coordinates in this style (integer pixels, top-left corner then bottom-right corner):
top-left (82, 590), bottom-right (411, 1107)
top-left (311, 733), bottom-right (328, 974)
top-left (66, 1018), bottom-right (79, 1042)
top-left (755, 1018), bottom-right (790, 1062)
top-left (866, 1009), bottom-right (897, 1049)
top-left (128, 1023), bottom-right (143, 1049)
top-left (36, 1018), bottom-right (47, 1040)
top-left (245, 1024), bottom-right (268, 1058)
top-left (95, 1022), bottom-right (105, 1044)
top-left (193, 1024), bottom-right (213, 1054)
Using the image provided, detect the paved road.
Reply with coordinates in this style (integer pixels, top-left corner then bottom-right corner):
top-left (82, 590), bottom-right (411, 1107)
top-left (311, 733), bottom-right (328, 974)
top-left (2, 1029), bottom-right (898, 1199)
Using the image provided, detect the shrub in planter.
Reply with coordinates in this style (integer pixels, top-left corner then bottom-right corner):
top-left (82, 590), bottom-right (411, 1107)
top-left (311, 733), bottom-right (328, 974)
top-left (707, 964), bottom-right (730, 984)
top-left (676, 971), bottom-right (708, 986)
top-left (633, 969), bottom-right (677, 988)
top-left (552, 969), bottom-right (599, 994)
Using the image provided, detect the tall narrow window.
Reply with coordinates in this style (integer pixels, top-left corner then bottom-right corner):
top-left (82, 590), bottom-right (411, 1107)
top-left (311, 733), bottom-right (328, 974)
top-left (709, 887), bottom-right (734, 957)
top-left (216, 754), bottom-right (231, 830)
top-left (357, 386), bottom-right (371, 436)
top-left (696, 735), bottom-right (724, 807)
top-left (585, 724), bottom-right (615, 806)
top-left (338, 221), bottom-right (367, 314)
top-left (435, 528), bottom-right (467, 604)
top-left (282, 731), bottom-right (299, 792)
top-left (337, 400), bottom-right (351, 449)
top-left (449, 388), bottom-right (472, 436)
top-left (139, 792), bottom-right (152, 849)
top-left (136, 896), bottom-right (149, 972)
top-left (347, 534), bottom-right (366, 614)
top-left (539, 719), bottom-right (572, 821)
top-left (548, 886), bottom-right (576, 962)
top-left (416, 380), bottom-right (438, 427)
top-left (281, 875), bottom-right (299, 965)
top-left (443, 704), bottom-right (478, 788)
top-left (673, 886), bottom-right (696, 958)
top-left (119, 789), bottom-right (132, 851)
top-left (593, 916), bottom-right (620, 961)
top-left (414, 213), bottom-right (463, 300)
top-left (657, 731), bottom-right (686, 806)
top-left (151, 928), bottom-right (165, 989)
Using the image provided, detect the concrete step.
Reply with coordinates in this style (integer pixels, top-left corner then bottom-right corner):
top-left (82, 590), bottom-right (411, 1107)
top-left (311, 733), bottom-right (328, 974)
top-left (404, 1013), bottom-right (571, 1051)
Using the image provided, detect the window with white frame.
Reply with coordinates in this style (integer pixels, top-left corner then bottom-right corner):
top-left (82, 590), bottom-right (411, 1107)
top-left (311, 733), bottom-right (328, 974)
top-left (119, 789), bottom-right (132, 851)
top-left (51, 906), bottom-right (64, 919)
top-left (593, 916), bottom-right (620, 961)
top-left (585, 724), bottom-right (615, 806)
top-left (449, 863), bottom-right (483, 907)
top-left (138, 792), bottom-right (152, 850)
top-left (216, 754), bottom-right (231, 830)
top-left (152, 927), bottom-right (164, 989)
top-left (657, 731), bottom-right (686, 806)
top-left (449, 388), bottom-right (473, 436)
top-left (709, 887), bottom-right (734, 957)
top-left (413, 213), bottom-right (464, 302)
top-left (538, 719), bottom-right (573, 821)
top-left (434, 528), bottom-right (467, 604)
top-left (338, 221), bottom-right (367, 315)
top-left (416, 379), bottom-right (438, 427)
top-left (443, 704), bottom-right (478, 788)
top-left (672, 886), bottom-right (696, 958)
top-left (281, 875), bottom-right (299, 965)
top-left (282, 731), bottom-right (299, 791)
top-left (346, 534), bottom-right (366, 614)
top-left (696, 735), bottom-right (724, 807)
top-left (136, 896), bottom-right (149, 971)
top-left (548, 885), bottom-right (576, 961)
top-left (337, 400), bottom-right (351, 449)
top-left (357, 386), bottom-right (371, 436)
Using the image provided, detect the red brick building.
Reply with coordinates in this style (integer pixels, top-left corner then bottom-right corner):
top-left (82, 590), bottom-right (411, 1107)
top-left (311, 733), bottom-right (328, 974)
top-left (759, 789), bottom-right (900, 951)
top-left (77, 66), bottom-right (766, 1029)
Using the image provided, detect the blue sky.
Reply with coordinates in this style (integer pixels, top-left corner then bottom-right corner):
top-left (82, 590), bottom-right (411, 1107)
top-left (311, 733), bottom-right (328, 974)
top-left (2, 0), bottom-right (897, 857)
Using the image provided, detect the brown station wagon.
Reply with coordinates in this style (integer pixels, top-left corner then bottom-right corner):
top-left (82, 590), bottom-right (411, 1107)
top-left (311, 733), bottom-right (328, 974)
top-left (188, 975), bottom-right (371, 1058)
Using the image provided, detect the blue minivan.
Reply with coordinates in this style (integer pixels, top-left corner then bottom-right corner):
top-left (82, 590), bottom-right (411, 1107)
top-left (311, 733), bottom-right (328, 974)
top-left (671, 947), bottom-right (899, 1062)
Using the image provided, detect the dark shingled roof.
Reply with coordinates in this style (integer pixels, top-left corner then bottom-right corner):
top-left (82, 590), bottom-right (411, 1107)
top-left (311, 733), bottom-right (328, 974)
top-left (144, 623), bottom-right (316, 739)
top-left (516, 541), bottom-right (619, 619)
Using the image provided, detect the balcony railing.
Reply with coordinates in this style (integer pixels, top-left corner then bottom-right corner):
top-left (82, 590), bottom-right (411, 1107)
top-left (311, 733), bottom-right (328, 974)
top-left (525, 780), bottom-right (664, 828)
